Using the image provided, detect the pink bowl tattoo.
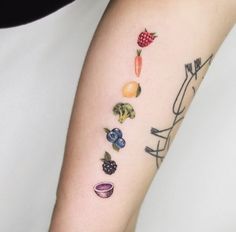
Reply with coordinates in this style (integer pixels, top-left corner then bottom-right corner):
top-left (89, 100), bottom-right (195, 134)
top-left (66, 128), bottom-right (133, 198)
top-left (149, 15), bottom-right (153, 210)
top-left (94, 182), bottom-right (114, 198)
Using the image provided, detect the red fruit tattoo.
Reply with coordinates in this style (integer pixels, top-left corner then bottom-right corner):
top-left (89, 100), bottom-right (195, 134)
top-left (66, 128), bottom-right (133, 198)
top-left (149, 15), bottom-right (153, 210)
top-left (137, 28), bottom-right (157, 48)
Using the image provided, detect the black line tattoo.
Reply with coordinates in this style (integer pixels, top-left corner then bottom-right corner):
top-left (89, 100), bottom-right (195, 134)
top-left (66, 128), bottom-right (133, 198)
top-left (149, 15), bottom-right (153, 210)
top-left (145, 54), bottom-right (214, 168)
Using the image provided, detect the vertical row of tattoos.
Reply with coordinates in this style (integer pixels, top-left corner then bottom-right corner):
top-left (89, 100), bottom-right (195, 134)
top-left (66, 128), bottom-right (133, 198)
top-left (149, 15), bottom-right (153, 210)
top-left (93, 29), bottom-right (157, 198)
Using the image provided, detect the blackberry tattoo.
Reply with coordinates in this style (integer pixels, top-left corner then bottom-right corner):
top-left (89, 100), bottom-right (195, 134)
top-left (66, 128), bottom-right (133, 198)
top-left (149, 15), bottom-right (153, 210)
top-left (101, 152), bottom-right (117, 175)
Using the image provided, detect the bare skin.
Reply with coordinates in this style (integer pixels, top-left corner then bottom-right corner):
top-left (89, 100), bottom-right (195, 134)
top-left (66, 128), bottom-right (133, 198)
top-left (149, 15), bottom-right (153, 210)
top-left (49, 1), bottom-right (236, 231)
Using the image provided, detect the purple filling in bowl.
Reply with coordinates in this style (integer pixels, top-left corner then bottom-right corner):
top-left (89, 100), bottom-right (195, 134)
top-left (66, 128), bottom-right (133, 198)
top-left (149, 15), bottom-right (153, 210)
top-left (94, 182), bottom-right (114, 198)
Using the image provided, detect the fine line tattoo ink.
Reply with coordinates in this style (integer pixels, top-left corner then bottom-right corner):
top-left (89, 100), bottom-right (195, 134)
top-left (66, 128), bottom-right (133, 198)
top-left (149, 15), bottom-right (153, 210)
top-left (145, 54), bottom-right (214, 168)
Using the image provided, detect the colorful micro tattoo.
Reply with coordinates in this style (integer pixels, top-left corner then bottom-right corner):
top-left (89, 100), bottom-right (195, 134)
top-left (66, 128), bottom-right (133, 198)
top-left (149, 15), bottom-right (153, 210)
top-left (104, 128), bottom-right (126, 151)
top-left (101, 151), bottom-right (117, 175)
top-left (94, 182), bottom-right (114, 198)
top-left (122, 81), bottom-right (141, 98)
top-left (113, 103), bottom-right (136, 123)
top-left (135, 49), bottom-right (142, 77)
top-left (94, 28), bottom-right (158, 199)
top-left (137, 28), bottom-right (157, 48)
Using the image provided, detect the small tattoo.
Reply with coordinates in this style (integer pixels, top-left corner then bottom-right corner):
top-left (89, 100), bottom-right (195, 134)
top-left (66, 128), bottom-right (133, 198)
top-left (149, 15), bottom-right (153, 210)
top-left (135, 49), bottom-right (142, 77)
top-left (94, 182), bottom-right (114, 198)
top-left (122, 81), bottom-right (141, 98)
top-left (113, 103), bottom-right (136, 123)
top-left (101, 151), bottom-right (117, 175)
top-left (137, 28), bottom-right (157, 48)
top-left (104, 128), bottom-right (126, 151)
top-left (145, 54), bottom-right (214, 168)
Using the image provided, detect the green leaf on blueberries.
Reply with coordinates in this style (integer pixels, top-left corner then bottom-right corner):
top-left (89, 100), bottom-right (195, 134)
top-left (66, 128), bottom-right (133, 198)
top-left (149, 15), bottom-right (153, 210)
top-left (112, 143), bottom-right (120, 152)
top-left (104, 128), bottom-right (110, 134)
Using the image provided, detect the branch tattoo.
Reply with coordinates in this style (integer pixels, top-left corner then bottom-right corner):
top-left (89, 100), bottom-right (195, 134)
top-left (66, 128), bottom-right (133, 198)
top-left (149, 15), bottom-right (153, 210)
top-left (145, 54), bottom-right (214, 168)
top-left (93, 29), bottom-right (157, 198)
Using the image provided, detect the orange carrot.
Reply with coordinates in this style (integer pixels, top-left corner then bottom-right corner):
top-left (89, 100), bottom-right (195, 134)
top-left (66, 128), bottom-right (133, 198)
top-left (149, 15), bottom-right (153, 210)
top-left (135, 49), bottom-right (142, 77)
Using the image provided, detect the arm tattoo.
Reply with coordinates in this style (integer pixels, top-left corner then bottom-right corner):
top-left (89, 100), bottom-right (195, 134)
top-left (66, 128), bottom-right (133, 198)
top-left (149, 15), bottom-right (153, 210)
top-left (145, 54), bottom-right (214, 168)
top-left (93, 29), bottom-right (157, 198)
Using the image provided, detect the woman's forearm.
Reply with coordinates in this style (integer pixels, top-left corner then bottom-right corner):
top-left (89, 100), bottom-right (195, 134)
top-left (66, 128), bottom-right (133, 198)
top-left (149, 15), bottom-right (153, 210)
top-left (49, 1), bottom-right (235, 231)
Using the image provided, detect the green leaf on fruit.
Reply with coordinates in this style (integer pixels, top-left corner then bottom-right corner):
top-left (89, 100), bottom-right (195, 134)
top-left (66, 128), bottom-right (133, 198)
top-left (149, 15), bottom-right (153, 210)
top-left (112, 143), bottom-right (120, 152)
top-left (136, 84), bottom-right (142, 97)
top-left (104, 151), bottom-right (111, 161)
top-left (101, 151), bottom-right (111, 162)
top-left (104, 128), bottom-right (110, 134)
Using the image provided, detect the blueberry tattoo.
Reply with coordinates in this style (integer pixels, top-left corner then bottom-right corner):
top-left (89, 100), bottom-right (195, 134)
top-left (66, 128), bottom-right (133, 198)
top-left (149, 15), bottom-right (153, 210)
top-left (111, 128), bottom-right (122, 139)
top-left (104, 128), bottom-right (126, 151)
top-left (106, 131), bottom-right (119, 143)
top-left (101, 152), bottom-right (117, 175)
top-left (114, 138), bottom-right (126, 149)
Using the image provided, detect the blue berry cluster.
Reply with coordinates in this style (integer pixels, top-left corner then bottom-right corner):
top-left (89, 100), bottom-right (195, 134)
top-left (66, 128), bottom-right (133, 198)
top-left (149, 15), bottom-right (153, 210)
top-left (105, 128), bottom-right (126, 151)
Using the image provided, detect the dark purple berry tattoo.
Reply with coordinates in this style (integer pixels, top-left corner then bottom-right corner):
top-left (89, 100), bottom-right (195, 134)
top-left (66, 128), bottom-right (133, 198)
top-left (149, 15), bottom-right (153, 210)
top-left (101, 152), bottom-right (117, 175)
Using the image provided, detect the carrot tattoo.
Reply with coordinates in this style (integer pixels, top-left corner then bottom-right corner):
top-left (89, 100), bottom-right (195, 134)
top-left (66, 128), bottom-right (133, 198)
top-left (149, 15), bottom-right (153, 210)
top-left (135, 49), bottom-right (142, 77)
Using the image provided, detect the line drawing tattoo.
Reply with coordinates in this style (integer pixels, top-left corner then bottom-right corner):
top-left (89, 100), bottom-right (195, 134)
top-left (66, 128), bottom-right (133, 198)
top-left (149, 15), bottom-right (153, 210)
top-left (145, 54), bottom-right (214, 168)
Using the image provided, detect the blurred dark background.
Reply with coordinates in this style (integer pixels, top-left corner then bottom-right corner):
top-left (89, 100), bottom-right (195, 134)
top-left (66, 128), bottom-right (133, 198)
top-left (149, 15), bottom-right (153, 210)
top-left (0, 0), bottom-right (75, 28)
